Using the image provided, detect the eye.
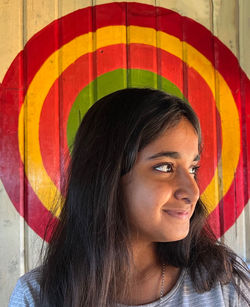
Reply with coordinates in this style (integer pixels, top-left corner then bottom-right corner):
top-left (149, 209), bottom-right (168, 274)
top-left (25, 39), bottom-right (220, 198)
top-left (190, 165), bottom-right (200, 175)
top-left (154, 163), bottom-right (174, 173)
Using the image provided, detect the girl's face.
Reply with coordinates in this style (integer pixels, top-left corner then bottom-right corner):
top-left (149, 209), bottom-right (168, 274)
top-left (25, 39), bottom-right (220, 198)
top-left (121, 118), bottom-right (200, 243)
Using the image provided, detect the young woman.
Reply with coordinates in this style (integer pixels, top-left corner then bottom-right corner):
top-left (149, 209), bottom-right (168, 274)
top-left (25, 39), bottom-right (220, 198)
top-left (10, 88), bottom-right (250, 306)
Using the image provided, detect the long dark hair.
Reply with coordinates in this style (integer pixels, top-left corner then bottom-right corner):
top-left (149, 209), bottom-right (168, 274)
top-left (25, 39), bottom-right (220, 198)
top-left (40, 88), bottom-right (249, 306)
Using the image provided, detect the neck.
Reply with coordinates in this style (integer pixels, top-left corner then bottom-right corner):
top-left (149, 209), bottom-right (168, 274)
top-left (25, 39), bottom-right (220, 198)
top-left (130, 240), bottom-right (160, 281)
top-left (117, 240), bottom-right (162, 305)
top-left (120, 239), bottom-right (181, 306)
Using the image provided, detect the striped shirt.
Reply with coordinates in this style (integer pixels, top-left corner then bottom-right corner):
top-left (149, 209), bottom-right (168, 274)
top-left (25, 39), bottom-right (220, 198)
top-left (9, 267), bottom-right (250, 306)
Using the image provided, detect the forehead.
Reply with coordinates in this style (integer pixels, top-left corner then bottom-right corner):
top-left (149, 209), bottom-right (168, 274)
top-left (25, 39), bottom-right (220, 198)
top-left (138, 118), bottom-right (199, 161)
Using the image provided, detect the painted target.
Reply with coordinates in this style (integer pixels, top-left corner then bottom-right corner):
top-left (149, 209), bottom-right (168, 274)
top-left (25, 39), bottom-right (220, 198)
top-left (0, 2), bottom-right (249, 241)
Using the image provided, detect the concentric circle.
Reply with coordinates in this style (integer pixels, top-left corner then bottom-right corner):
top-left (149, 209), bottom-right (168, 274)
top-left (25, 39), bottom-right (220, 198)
top-left (0, 2), bottom-right (249, 240)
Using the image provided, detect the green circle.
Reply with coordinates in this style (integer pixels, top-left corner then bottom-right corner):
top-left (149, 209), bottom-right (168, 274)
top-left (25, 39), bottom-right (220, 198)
top-left (67, 68), bottom-right (185, 150)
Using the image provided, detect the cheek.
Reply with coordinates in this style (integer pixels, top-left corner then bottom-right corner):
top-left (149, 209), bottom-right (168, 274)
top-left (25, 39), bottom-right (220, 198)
top-left (124, 177), bottom-right (172, 215)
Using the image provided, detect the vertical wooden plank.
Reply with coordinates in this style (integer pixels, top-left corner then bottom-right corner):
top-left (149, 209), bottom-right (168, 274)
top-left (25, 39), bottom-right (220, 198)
top-left (210, 0), bottom-right (226, 241)
top-left (221, 0), bottom-right (250, 263)
top-left (176, 1), bottom-right (223, 236)
top-left (213, 0), bottom-right (247, 262)
top-left (0, 180), bottom-right (23, 305)
top-left (126, 0), bottom-right (158, 88)
top-left (239, 0), bottom-right (250, 264)
top-left (94, 1), bottom-right (127, 96)
top-left (155, 2), bottom-right (184, 96)
top-left (0, 0), bottom-right (25, 305)
top-left (0, 0), bottom-right (24, 81)
top-left (22, 0), bottom-right (59, 273)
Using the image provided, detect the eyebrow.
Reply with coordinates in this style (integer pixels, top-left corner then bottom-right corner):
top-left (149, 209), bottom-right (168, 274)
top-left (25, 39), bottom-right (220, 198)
top-left (147, 151), bottom-right (200, 161)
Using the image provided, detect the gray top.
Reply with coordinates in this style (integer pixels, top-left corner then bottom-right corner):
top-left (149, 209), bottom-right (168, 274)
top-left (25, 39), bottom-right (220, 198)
top-left (9, 266), bottom-right (250, 306)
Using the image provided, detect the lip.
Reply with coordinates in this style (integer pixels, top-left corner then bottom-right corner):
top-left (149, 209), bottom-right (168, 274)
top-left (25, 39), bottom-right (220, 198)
top-left (162, 209), bottom-right (190, 220)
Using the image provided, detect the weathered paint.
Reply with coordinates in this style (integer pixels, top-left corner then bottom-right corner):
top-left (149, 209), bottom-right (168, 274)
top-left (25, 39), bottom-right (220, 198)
top-left (1, 0), bottom-right (248, 239)
top-left (0, 1), bottom-right (249, 305)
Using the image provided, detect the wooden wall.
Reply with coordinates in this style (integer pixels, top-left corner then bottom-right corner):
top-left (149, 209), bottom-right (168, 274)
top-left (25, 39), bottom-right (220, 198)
top-left (0, 0), bottom-right (249, 304)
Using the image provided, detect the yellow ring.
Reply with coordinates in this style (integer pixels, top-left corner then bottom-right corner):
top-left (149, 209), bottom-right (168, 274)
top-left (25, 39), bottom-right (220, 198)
top-left (18, 25), bottom-right (240, 216)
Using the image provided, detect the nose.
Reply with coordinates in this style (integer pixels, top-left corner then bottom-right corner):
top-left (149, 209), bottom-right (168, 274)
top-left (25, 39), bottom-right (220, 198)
top-left (173, 169), bottom-right (199, 205)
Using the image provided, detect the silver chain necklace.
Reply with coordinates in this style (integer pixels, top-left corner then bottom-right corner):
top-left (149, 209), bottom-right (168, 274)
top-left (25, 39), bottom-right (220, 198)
top-left (159, 263), bottom-right (166, 306)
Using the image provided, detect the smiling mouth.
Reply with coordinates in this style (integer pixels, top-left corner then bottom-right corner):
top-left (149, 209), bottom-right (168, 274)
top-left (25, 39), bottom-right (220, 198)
top-left (162, 209), bottom-right (190, 220)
